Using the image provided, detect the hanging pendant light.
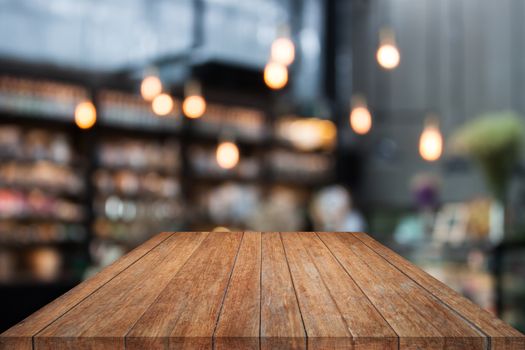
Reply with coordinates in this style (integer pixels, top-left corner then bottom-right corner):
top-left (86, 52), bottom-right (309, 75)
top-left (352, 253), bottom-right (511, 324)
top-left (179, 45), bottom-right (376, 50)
top-left (271, 24), bottom-right (295, 66)
top-left (264, 24), bottom-right (292, 90)
top-left (264, 61), bottom-right (288, 90)
top-left (376, 28), bottom-right (400, 70)
top-left (152, 93), bottom-right (174, 116)
top-left (140, 68), bottom-right (162, 101)
top-left (271, 37), bottom-right (295, 66)
top-left (349, 95), bottom-right (372, 135)
top-left (419, 116), bottom-right (443, 162)
top-left (216, 140), bottom-right (240, 169)
top-left (75, 100), bottom-right (97, 129)
top-left (182, 80), bottom-right (206, 119)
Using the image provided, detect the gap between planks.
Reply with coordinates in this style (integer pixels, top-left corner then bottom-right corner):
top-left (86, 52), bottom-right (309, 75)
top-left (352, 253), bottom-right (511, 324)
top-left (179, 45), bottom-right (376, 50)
top-left (210, 232), bottom-right (246, 349)
top-left (279, 232), bottom-right (309, 350)
top-left (30, 232), bottom-right (174, 348)
top-left (313, 232), bottom-right (401, 349)
top-left (121, 232), bottom-right (215, 349)
top-left (8, 232), bottom-right (519, 349)
top-left (351, 232), bottom-right (491, 350)
top-left (316, 232), bottom-right (489, 349)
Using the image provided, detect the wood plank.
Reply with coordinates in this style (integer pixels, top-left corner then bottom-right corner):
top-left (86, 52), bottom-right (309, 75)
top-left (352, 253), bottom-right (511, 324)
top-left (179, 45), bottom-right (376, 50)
top-left (214, 232), bottom-right (261, 350)
top-left (281, 232), bottom-right (353, 349)
top-left (0, 232), bottom-right (172, 350)
top-left (260, 232), bottom-right (305, 350)
top-left (318, 232), bottom-right (487, 349)
top-left (297, 232), bottom-right (398, 349)
top-left (354, 232), bottom-right (525, 350)
top-left (3, 231), bottom-right (523, 349)
top-left (125, 231), bottom-right (242, 350)
top-left (34, 232), bottom-right (208, 350)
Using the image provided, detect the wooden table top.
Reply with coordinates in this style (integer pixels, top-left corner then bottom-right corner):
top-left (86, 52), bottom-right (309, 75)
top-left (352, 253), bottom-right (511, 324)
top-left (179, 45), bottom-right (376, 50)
top-left (1, 232), bottom-right (524, 349)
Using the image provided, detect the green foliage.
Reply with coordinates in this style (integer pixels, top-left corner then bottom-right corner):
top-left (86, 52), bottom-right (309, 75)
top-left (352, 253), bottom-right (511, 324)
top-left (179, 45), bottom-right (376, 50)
top-left (451, 111), bottom-right (525, 200)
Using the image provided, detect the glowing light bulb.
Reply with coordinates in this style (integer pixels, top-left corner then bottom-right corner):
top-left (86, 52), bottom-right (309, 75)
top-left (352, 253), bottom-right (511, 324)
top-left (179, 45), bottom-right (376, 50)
top-left (377, 44), bottom-right (400, 69)
top-left (350, 106), bottom-right (372, 135)
top-left (264, 62), bottom-right (288, 90)
top-left (216, 141), bottom-right (239, 169)
top-left (183, 95), bottom-right (206, 119)
top-left (377, 28), bottom-right (400, 70)
top-left (140, 75), bottom-right (162, 101)
top-left (349, 95), bottom-right (372, 135)
top-left (419, 120), bottom-right (443, 162)
top-left (152, 93), bottom-right (174, 116)
top-left (271, 37), bottom-right (295, 66)
top-left (286, 118), bottom-right (337, 151)
top-left (75, 101), bottom-right (96, 129)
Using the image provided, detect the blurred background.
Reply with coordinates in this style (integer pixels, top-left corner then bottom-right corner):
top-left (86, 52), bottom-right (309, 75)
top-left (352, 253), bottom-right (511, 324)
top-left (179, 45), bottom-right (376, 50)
top-left (1, 0), bottom-right (525, 333)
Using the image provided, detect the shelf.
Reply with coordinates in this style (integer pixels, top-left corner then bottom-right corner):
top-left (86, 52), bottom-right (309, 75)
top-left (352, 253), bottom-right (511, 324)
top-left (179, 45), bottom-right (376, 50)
top-left (0, 109), bottom-right (78, 126)
top-left (0, 155), bottom-right (82, 167)
top-left (0, 240), bottom-right (86, 249)
top-left (190, 172), bottom-right (262, 184)
top-left (0, 183), bottom-right (84, 199)
top-left (188, 129), bottom-right (268, 148)
top-left (95, 164), bottom-right (179, 176)
top-left (0, 75), bottom-right (338, 295)
top-left (0, 216), bottom-right (85, 224)
top-left (95, 191), bottom-right (180, 201)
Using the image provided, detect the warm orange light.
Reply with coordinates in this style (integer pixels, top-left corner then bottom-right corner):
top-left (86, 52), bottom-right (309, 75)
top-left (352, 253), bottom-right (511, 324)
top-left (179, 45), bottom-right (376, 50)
top-left (151, 93), bottom-right (174, 116)
top-left (264, 62), bottom-right (288, 90)
top-left (377, 28), bottom-right (400, 70)
top-left (350, 106), bottom-right (372, 135)
top-left (271, 37), bottom-right (295, 66)
top-left (419, 121), bottom-right (443, 162)
top-left (74, 101), bottom-right (96, 129)
top-left (140, 75), bottom-right (162, 101)
top-left (349, 95), bottom-right (372, 135)
top-left (183, 95), bottom-right (206, 119)
top-left (377, 44), bottom-right (400, 69)
top-left (216, 141), bottom-right (240, 169)
top-left (285, 118), bottom-right (337, 151)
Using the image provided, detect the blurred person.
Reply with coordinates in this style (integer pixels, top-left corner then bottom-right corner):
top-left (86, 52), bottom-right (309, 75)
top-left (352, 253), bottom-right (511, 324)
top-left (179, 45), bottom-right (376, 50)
top-left (310, 185), bottom-right (366, 232)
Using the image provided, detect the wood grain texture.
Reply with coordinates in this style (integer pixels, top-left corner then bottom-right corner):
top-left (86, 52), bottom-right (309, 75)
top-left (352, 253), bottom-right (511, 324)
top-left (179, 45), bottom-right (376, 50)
top-left (34, 232), bottom-right (209, 350)
top-left (2, 231), bottom-right (524, 350)
top-left (282, 232), bottom-right (353, 349)
top-left (126, 231), bottom-right (242, 350)
top-left (214, 232), bottom-right (261, 350)
top-left (0, 232), bottom-right (172, 350)
top-left (353, 232), bottom-right (525, 350)
top-left (318, 232), bottom-right (488, 349)
top-left (260, 232), bottom-right (305, 350)
top-left (295, 232), bottom-right (397, 349)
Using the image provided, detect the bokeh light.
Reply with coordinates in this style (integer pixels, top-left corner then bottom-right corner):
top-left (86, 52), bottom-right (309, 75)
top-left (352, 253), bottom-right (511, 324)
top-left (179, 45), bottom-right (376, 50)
top-left (271, 37), bottom-right (295, 66)
top-left (419, 123), bottom-right (443, 161)
top-left (140, 75), bottom-right (162, 101)
top-left (216, 141), bottom-right (240, 169)
top-left (152, 93), bottom-right (174, 116)
top-left (264, 62), bottom-right (288, 90)
top-left (183, 95), bottom-right (206, 119)
top-left (376, 44), bottom-right (400, 70)
top-left (350, 106), bottom-right (372, 135)
top-left (74, 101), bottom-right (97, 129)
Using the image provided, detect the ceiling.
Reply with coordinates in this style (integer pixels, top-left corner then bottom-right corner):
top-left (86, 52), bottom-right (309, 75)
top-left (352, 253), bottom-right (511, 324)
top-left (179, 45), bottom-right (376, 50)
top-left (0, 0), bottom-right (288, 72)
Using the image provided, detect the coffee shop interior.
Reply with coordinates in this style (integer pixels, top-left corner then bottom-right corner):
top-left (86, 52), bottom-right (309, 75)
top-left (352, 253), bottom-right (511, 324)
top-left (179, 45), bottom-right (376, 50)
top-left (1, 0), bottom-right (525, 334)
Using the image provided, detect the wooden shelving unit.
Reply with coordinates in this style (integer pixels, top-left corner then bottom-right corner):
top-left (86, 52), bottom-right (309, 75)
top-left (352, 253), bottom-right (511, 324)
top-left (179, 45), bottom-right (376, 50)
top-left (0, 72), bottom-right (336, 289)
